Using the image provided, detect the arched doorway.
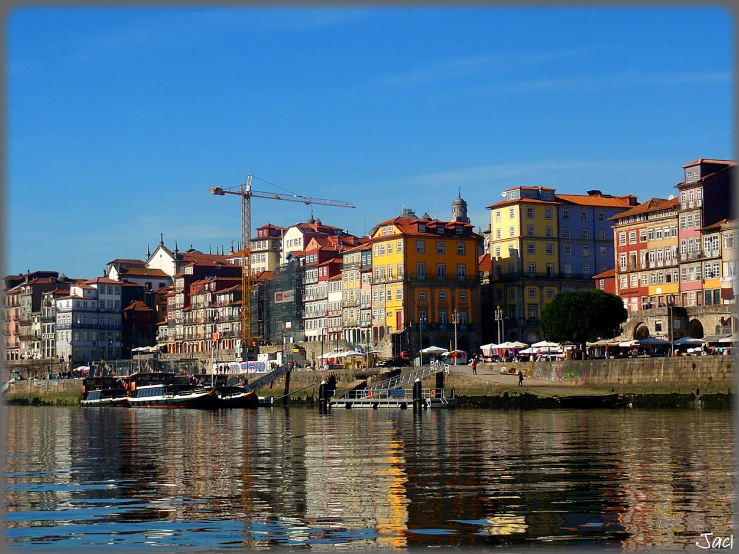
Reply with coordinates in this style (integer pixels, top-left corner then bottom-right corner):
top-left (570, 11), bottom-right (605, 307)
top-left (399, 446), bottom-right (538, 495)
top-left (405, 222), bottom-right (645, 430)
top-left (686, 319), bottom-right (704, 338)
top-left (437, 335), bottom-right (451, 350)
top-left (458, 335), bottom-right (471, 353)
top-left (633, 323), bottom-right (649, 340)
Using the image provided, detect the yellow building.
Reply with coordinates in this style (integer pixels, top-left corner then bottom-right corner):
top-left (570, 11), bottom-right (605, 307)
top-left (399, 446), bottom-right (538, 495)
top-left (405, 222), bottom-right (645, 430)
top-left (369, 206), bottom-right (481, 356)
top-left (644, 198), bottom-right (680, 304)
top-left (488, 186), bottom-right (561, 343)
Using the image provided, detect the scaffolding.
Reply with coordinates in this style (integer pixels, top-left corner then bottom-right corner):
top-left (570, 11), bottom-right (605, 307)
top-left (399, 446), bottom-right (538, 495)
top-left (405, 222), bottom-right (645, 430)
top-left (265, 260), bottom-right (304, 345)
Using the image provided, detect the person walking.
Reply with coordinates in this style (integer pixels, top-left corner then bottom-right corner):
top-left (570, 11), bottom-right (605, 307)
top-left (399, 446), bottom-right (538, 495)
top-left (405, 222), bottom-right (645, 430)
top-left (471, 357), bottom-right (477, 375)
top-left (518, 370), bottom-right (524, 387)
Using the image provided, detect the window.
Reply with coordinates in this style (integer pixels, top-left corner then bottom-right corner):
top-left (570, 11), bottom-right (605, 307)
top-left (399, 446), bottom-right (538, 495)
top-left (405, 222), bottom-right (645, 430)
top-left (508, 264), bottom-right (515, 275)
top-left (547, 289), bottom-right (555, 299)
top-left (457, 264), bottom-right (466, 280)
top-left (528, 288), bottom-right (536, 298)
top-left (527, 243), bottom-right (535, 254)
top-left (598, 229), bottom-right (606, 241)
top-left (629, 231), bottom-right (636, 244)
top-left (564, 264), bottom-right (572, 277)
top-left (509, 226), bottom-right (515, 237)
top-left (436, 264), bottom-right (446, 279)
top-left (580, 211), bottom-right (588, 222)
top-left (457, 242), bottom-right (465, 255)
top-left (528, 262), bottom-right (536, 276)
top-left (564, 245), bottom-right (572, 256)
top-left (439, 291), bottom-right (447, 302)
top-left (379, 244), bottom-right (385, 256)
top-left (581, 229), bottom-right (589, 240)
top-left (416, 263), bottom-right (426, 279)
top-left (439, 311), bottom-right (448, 325)
top-left (418, 290), bottom-right (427, 301)
top-left (496, 229), bottom-right (501, 239)
top-left (437, 241), bottom-right (445, 254)
top-left (437, 225), bottom-right (444, 235)
top-left (418, 223), bottom-right (426, 233)
top-left (600, 246), bottom-right (607, 258)
top-left (545, 226), bottom-right (553, 237)
top-left (387, 242), bottom-right (393, 254)
top-left (619, 232), bottom-right (626, 245)
top-left (582, 246), bottom-right (589, 257)
top-left (509, 208), bottom-right (515, 219)
top-left (527, 225), bottom-right (535, 236)
top-left (582, 265), bottom-right (590, 278)
top-left (509, 289), bottom-right (516, 299)
top-left (640, 230), bottom-right (647, 242)
top-left (546, 244), bottom-right (554, 255)
top-left (459, 291), bottom-right (467, 302)
top-left (563, 228), bottom-right (571, 238)
top-left (546, 263), bottom-right (555, 278)
top-left (545, 208), bottom-right (552, 219)
top-left (387, 290), bottom-right (392, 301)
top-left (526, 207), bottom-right (534, 219)
top-left (563, 209), bottom-right (571, 221)
top-left (397, 240), bottom-right (402, 253)
top-left (496, 211), bottom-right (501, 222)
top-left (598, 211), bottom-right (605, 222)
top-left (416, 240), bottom-right (425, 253)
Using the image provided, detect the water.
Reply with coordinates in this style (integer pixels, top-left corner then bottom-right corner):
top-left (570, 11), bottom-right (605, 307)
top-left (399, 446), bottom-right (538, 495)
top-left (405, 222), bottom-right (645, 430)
top-left (4, 406), bottom-right (736, 551)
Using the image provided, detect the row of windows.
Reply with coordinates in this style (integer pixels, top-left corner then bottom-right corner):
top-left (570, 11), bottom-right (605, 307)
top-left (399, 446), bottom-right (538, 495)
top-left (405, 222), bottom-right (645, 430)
top-left (416, 309), bottom-right (469, 325)
top-left (619, 226), bottom-right (678, 245)
top-left (679, 212), bottom-right (702, 230)
top-left (417, 290), bottom-right (469, 303)
top-left (373, 240), bottom-right (403, 256)
top-left (495, 287), bottom-right (556, 301)
top-left (494, 208), bottom-right (607, 223)
top-left (415, 263), bottom-right (467, 280)
top-left (414, 240), bottom-right (466, 255)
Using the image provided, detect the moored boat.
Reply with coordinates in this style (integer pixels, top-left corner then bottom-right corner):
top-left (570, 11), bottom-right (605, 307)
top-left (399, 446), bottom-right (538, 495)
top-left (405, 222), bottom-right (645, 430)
top-left (81, 376), bottom-right (129, 407)
top-left (216, 385), bottom-right (259, 408)
top-left (126, 372), bottom-right (220, 409)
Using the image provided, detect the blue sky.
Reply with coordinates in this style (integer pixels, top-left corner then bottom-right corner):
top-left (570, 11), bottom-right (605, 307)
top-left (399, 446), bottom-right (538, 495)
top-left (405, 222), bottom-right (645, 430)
top-left (7, 6), bottom-right (733, 278)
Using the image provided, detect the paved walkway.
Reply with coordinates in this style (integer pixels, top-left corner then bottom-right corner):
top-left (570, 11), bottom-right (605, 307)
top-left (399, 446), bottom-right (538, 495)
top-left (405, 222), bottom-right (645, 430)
top-left (444, 362), bottom-right (614, 397)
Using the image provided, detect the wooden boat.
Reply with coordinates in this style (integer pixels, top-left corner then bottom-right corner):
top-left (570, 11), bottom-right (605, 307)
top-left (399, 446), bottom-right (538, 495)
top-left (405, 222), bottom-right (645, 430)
top-left (81, 376), bottom-right (129, 407)
top-left (216, 385), bottom-right (259, 409)
top-left (126, 372), bottom-right (220, 409)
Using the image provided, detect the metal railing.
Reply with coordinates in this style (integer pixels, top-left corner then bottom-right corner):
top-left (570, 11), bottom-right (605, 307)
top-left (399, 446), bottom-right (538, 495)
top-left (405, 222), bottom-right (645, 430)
top-left (364, 362), bottom-right (448, 394)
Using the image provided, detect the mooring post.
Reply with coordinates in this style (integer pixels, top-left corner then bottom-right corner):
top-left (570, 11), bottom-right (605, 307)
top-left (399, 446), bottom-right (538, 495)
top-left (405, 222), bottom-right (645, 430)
top-left (282, 368), bottom-right (291, 407)
top-left (413, 377), bottom-right (423, 411)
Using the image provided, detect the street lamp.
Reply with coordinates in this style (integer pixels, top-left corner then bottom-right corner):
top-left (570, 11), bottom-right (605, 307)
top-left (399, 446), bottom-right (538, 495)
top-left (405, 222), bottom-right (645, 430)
top-left (495, 306), bottom-right (503, 344)
top-left (452, 310), bottom-right (459, 364)
top-left (419, 314), bottom-right (427, 365)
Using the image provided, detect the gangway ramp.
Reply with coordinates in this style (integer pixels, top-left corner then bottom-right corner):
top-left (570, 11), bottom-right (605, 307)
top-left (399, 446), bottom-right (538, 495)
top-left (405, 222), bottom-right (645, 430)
top-left (240, 365), bottom-right (290, 393)
top-left (362, 361), bottom-right (448, 394)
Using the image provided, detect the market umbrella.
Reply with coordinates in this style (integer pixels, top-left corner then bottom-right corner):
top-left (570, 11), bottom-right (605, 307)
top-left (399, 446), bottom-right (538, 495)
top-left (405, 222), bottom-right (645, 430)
top-left (635, 337), bottom-right (670, 346)
top-left (421, 346), bottom-right (449, 354)
top-left (531, 341), bottom-right (559, 349)
top-left (673, 336), bottom-right (705, 346)
top-left (507, 341), bottom-right (529, 349)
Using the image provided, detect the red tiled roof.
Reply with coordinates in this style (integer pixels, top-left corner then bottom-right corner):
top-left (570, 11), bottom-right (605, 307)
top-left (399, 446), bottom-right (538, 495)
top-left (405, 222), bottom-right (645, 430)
top-left (372, 216), bottom-right (478, 239)
top-left (84, 277), bottom-right (120, 285)
top-left (555, 194), bottom-right (633, 208)
top-left (123, 300), bottom-right (154, 312)
top-left (682, 158), bottom-right (735, 168)
top-left (701, 218), bottom-right (735, 232)
top-left (486, 198), bottom-right (560, 210)
top-left (609, 197), bottom-right (678, 221)
top-left (592, 268), bottom-right (615, 279)
top-left (478, 253), bottom-right (491, 272)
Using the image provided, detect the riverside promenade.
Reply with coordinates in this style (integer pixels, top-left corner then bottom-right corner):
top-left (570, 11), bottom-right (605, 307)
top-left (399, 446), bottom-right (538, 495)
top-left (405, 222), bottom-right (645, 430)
top-left (6, 355), bottom-right (735, 408)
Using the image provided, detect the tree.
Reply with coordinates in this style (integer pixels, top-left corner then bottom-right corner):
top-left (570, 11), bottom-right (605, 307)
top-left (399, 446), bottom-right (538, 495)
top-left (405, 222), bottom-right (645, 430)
top-left (539, 289), bottom-right (627, 355)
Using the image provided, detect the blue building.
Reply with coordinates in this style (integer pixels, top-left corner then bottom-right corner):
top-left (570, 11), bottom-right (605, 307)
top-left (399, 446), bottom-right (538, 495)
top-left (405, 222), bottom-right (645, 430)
top-left (556, 190), bottom-right (638, 288)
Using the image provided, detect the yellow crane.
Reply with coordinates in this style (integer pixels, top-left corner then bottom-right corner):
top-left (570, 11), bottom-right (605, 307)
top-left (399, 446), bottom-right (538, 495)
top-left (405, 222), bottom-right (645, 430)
top-left (210, 175), bottom-right (355, 360)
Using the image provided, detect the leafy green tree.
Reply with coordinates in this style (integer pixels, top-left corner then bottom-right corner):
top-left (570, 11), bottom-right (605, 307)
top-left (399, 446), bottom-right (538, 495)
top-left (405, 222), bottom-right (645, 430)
top-left (539, 289), bottom-right (627, 354)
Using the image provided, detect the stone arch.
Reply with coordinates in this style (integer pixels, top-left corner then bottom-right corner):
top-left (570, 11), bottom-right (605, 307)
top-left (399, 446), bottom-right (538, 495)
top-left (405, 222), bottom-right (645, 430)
top-left (633, 323), bottom-right (649, 340)
top-left (457, 335), bottom-right (471, 353)
top-left (436, 335), bottom-right (452, 350)
top-left (526, 330), bottom-right (541, 344)
top-left (686, 319), bottom-right (704, 339)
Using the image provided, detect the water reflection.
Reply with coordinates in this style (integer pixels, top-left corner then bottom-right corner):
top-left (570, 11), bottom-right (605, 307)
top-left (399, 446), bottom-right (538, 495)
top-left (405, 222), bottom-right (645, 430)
top-left (4, 406), bottom-right (735, 550)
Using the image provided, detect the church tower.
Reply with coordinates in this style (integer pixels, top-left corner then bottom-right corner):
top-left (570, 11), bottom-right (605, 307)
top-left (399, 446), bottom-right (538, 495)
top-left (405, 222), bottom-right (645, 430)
top-left (451, 187), bottom-right (470, 223)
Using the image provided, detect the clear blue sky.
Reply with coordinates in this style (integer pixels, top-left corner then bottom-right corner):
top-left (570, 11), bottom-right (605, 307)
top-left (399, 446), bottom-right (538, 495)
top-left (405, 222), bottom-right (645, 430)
top-left (7, 6), bottom-right (733, 278)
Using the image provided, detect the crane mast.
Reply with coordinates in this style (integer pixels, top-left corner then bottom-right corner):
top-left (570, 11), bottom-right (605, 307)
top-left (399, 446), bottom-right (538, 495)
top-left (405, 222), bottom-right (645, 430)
top-left (210, 174), bottom-right (355, 362)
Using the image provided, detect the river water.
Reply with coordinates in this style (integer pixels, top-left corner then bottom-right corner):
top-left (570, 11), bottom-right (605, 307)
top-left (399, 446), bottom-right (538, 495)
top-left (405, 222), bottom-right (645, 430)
top-left (3, 405), bottom-right (736, 551)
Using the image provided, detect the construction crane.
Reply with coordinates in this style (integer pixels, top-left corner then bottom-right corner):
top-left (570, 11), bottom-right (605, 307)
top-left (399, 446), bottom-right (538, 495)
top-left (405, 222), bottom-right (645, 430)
top-left (210, 175), bottom-right (355, 361)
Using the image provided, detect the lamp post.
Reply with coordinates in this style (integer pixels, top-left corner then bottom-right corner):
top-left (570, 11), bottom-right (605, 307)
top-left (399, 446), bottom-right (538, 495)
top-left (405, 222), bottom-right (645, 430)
top-left (495, 306), bottom-right (503, 344)
top-left (419, 314), bottom-right (426, 365)
top-left (452, 310), bottom-right (459, 364)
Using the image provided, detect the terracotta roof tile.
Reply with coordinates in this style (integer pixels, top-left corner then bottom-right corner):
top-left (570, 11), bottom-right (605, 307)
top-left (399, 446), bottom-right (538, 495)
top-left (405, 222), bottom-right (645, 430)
top-left (609, 197), bottom-right (678, 221)
top-left (681, 158), bottom-right (735, 168)
top-left (592, 268), bottom-right (615, 279)
top-left (555, 194), bottom-right (634, 208)
top-left (486, 198), bottom-right (560, 210)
